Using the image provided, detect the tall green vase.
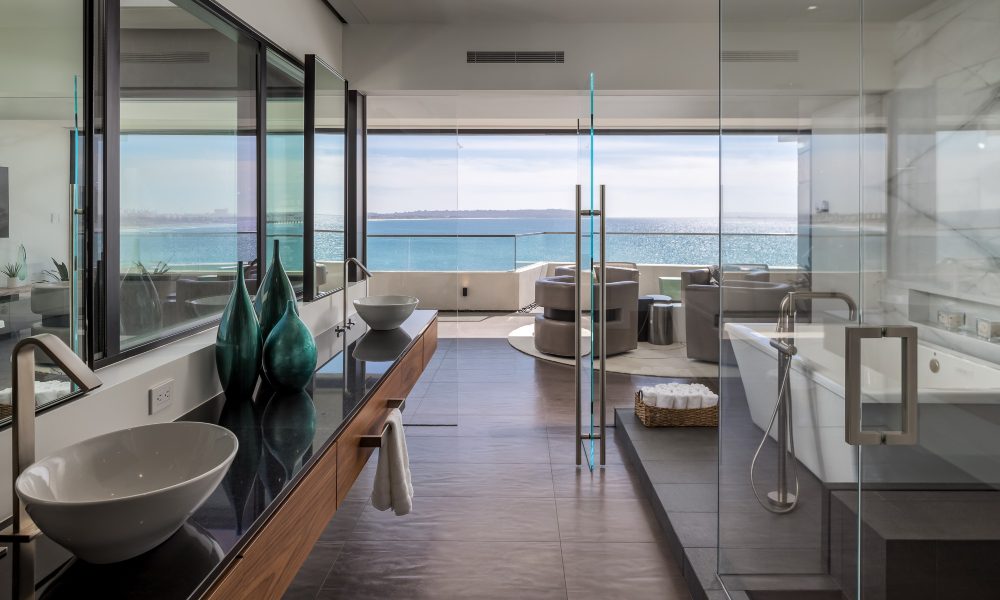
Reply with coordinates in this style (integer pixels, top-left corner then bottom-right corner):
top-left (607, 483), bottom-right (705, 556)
top-left (254, 239), bottom-right (298, 343)
top-left (216, 261), bottom-right (261, 400)
top-left (262, 301), bottom-right (317, 391)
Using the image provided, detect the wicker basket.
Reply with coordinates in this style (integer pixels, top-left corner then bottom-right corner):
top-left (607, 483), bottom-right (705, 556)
top-left (634, 391), bottom-right (718, 427)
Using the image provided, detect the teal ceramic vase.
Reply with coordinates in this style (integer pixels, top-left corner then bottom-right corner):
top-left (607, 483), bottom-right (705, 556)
top-left (216, 262), bottom-right (261, 400)
top-left (254, 239), bottom-right (298, 343)
top-left (262, 301), bottom-right (317, 391)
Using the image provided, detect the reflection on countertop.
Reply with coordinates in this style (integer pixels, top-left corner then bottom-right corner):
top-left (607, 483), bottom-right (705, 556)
top-left (0, 310), bottom-right (436, 600)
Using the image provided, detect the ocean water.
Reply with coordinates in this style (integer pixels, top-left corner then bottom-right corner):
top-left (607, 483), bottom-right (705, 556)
top-left (367, 217), bottom-right (798, 271)
top-left (119, 217), bottom-right (798, 272)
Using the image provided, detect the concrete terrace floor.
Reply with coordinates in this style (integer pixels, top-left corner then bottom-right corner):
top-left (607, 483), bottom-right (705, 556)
top-left (283, 312), bottom-right (700, 599)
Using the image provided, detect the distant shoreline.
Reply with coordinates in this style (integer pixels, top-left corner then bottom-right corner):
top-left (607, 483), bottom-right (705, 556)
top-left (368, 210), bottom-right (796, 220)
top-left (368, 209), bottom-right (575, 220)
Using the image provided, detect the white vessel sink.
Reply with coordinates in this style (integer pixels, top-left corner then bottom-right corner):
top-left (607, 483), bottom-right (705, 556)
top-left (16, 422), bottom-right (237, 564)
top-left (354, 295), bottom-right (419, 330)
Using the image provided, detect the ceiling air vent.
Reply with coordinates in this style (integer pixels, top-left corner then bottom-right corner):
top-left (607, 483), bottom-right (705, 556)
top-left (122, 51), bottom-right (211, 64)
top-left (467, 51), bottom-right (565, 64)
top-left (720, 50), bottom-right (799, 63)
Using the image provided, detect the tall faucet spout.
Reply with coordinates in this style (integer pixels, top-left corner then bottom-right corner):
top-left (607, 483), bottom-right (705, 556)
top-left (776, 290), bottom-right (858, 335)
top-left (338, 258), bottom-right (372, 336)
top-left (9, 334), bottom-right (101, 536)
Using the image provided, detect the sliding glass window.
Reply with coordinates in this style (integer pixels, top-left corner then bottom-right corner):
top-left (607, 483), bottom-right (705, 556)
top-left (366, 132), bottom-right (797, 270)
top-left (118, 0), bottom-right (258, 350)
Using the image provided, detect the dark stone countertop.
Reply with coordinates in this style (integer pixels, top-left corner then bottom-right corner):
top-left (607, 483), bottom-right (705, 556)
top-left (0, 310), bottom-right (437, 599)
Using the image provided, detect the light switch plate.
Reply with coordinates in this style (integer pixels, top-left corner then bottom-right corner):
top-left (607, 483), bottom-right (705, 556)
top-left (149, 380), bottom-right (174, 415)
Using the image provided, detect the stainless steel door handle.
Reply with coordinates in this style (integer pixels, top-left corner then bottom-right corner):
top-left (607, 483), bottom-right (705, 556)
top-left (844, 325), bottom-right (918, 445)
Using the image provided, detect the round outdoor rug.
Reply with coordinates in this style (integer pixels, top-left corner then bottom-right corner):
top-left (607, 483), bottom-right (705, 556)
top-left (506, 324), bottom-right (718, 379)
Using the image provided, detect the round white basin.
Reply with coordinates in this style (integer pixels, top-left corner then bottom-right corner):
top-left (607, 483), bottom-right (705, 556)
top-left (16, 422), bottom-right (238, 564)
top-left (354, 295), bottom-right (418, 330)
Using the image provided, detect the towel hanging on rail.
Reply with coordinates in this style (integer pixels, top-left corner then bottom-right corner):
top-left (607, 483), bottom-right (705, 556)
top-left (371, 408), bottom-right (413, 516)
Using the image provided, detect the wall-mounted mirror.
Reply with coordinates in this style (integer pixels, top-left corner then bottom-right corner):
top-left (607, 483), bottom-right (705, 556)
top-left (0, 0), bottom-right (88, 418)
top-left (304, 55), bottom-right (346, 299)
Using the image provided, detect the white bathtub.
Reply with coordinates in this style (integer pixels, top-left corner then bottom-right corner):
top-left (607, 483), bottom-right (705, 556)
top-left (725, 322), bottom-right (1000, 483)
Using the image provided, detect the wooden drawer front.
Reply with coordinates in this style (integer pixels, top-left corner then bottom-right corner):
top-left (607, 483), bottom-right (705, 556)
top-left (336, 336), bottom-right (424, 506)
top-left (205, 442), bottom-right (338, 600)
top-left (423, 317), bottom-right (438, 368)
top-left (336, 383), bottom-right (390, 506)
top-left (382, 336), bottom-right (424, 400)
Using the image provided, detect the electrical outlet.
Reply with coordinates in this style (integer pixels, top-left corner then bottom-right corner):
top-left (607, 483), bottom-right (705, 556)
top-left (149, 380), bottom-right (174, 415)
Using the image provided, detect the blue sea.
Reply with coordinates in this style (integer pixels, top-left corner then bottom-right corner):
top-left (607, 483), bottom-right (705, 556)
top-left (367, 217), bottom-right (797, 271)
top-left (119, 217), bottom-right (798, 272)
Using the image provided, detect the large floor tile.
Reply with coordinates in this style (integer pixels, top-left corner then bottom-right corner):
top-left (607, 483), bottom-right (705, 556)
top-left (351, 496), bottom-right (560, 542)
top-left (410, 461), bottom-right (555, 497)
top-left (283, 542), bottom-right (343, 600)
top-left (555, 497), bottom-right (661, 543)
top-left (406, 435), bottom-right (553, 464)
top-left (551, 462), bottom-right (644, 499)
top-left (561, 542), bottom-right (691, 600)
top-left (318, 541), bottom-right (567, 600)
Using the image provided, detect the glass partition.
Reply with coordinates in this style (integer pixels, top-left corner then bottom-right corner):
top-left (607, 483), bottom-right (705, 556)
top-left (265, 50), bottom-right (305, 295)
top-left (0, 0), bottom-right (88, 413)
top-left (119, 0), bottom-right (258, 349)
top-left (719, 0), bottom-right (1000, 598)
top-left (305, 56), bottom-right (346, 298)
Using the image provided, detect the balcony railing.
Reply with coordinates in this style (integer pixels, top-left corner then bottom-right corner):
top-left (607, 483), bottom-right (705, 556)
top-left (117, 229), bottom-right (799, 273)
top-left (367, 231), bottom-right (799, 272)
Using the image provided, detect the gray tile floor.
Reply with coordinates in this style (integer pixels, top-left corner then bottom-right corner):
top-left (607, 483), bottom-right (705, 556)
top-left (284, 335), bottom-right (694, 600)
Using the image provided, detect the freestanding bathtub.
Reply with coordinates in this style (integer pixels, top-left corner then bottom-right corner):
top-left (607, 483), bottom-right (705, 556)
top-left (725, 322), bottom-right (1000, 483)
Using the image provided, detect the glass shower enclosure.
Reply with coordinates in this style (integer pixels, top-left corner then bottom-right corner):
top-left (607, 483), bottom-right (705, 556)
top-left (719, 0), bottom-right (1000, 597)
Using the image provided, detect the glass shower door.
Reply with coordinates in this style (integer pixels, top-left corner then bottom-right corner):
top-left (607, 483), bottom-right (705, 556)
top-left (850, 2), bottom-right (1000, 598)
top-left (575, 72), bottom-right (604, 468)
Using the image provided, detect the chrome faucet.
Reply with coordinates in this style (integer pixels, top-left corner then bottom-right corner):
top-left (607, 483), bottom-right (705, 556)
top-left (760, 291), bottom-right (857, 513)
top-left (771, 290), bottom-right (858, 355)
top-left (336, 257), bottom-right (373, 337)
top-left (0, 334), bottom-right (101, 599)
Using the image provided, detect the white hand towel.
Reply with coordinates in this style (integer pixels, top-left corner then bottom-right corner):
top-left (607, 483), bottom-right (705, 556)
top-left (687, 393), bottom-right (703, 410)
top-left (371, 409), bottom-right (414, 516)
top-left (702, 393), bottom-right (719, 408)
top-left (673, 393), bottom-right (689, 410)
top-left (656, 393), bottom-right (675, 409)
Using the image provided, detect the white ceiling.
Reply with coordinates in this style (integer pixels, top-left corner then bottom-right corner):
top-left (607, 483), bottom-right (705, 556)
top-left (333, 0), bottom-right (937, 25)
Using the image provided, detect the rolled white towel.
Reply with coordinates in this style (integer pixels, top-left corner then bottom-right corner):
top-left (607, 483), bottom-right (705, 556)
top-left (656, 393), bottom-right (675, 409)
top-left (702, 393), bottom-right (719, 408)
top-left (641, 388), bottom-right (657, 406)
top-left (673, 393), bottom-right (689, 410)
top-left (687, 393), bottom-right (704, 410)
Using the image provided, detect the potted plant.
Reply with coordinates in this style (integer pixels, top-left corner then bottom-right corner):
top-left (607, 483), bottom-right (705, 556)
top-left (43, 258), bottom-right (70, 282)
top-left (1, 262), bottom-right (23, 288)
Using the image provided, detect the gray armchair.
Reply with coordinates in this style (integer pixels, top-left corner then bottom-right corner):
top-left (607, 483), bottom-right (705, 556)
top-left (534, 266), bottom-right (639, 357)
top-left (682, 267), bottom-right (792, 363)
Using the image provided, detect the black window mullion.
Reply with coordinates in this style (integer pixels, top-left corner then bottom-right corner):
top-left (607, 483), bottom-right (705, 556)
top-left (103, 0), bottom-right (121, 359)
top-left (256, 43), bottom-right (267, 293)
top-left (303, 55), bottom-right (317, 301)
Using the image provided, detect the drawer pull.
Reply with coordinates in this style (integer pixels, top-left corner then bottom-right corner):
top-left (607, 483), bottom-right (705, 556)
top-left (358, 399), bottom-right (405, 447)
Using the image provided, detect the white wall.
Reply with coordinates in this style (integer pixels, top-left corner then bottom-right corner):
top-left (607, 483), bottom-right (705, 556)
top-left (218, 0), bottom-right (344, 70)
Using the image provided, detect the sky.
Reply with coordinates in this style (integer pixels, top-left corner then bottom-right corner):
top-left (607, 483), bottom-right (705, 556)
top-left (118, 132), bottom-right (801, 221)
top-left (368, 133), bottom-right (800, 219)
